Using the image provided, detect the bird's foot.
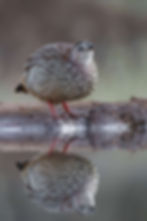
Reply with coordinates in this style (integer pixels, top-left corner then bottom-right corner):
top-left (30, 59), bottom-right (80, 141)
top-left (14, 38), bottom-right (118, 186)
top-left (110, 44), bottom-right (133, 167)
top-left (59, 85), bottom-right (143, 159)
top-left (48, 138), bottom-right (75, 155)
top-left (62, 138), bottom-right (75, 153)
top-left (62, 102), bottom-right (77, 118)
top-left (48, 139), bottom-right (58, 155)
top-left (48, 102), bottom-right (59, 119)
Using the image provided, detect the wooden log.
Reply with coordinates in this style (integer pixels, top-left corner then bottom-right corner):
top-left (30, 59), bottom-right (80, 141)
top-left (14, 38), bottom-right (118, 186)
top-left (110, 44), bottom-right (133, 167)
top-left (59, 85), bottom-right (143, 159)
top-left (0, 98), bottom-right (146, 152)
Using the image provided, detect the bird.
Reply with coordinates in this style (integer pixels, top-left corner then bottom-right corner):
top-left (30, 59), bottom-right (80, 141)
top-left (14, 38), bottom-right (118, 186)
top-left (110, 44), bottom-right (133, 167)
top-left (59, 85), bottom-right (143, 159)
top-left (15, 41), bottom-right (98, 118)
top-left (16, 151), bottom-right (99, 214)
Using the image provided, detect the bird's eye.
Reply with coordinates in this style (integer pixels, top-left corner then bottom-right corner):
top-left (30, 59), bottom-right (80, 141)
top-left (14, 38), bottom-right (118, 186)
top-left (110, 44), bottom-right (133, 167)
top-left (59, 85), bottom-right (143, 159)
top-left (75, 41), bottom-right (94, 51)
top-left (88, 44), bottom-right (94, 50)
top-left (78, 45), bottom-right (84, 51)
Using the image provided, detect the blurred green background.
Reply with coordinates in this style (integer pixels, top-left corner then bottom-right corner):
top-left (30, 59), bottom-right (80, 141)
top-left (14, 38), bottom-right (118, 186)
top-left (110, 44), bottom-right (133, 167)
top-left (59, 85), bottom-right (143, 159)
top-left (0, 0), bottom-right (147, 220)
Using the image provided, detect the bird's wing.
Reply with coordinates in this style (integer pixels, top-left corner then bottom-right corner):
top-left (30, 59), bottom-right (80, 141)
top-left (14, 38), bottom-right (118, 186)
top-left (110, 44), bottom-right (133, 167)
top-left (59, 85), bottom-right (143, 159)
top-left (24, 43), bottom-right (73, 73)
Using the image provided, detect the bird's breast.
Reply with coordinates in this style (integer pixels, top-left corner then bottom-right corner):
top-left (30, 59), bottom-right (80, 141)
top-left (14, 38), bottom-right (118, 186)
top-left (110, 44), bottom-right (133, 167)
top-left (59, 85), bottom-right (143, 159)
top-left (25, 59), bottom-right (98, 102)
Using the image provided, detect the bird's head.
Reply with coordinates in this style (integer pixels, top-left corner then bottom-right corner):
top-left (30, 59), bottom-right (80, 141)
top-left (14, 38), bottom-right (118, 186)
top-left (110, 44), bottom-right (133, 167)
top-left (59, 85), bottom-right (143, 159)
top-left (70, 41), bottom-right (95, 64)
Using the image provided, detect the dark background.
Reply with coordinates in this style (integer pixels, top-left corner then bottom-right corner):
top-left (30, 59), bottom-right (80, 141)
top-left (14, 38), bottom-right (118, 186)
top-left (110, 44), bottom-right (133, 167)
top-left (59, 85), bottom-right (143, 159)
top-left (0, 0), bottom-right (147, 220)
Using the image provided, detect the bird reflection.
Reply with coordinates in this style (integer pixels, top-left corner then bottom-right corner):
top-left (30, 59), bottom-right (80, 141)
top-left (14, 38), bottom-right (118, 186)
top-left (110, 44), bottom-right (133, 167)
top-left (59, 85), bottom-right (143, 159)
top-left (48, 137), bottom-right (76, 154)
top-left (16, 151), bottom-right (99, 214)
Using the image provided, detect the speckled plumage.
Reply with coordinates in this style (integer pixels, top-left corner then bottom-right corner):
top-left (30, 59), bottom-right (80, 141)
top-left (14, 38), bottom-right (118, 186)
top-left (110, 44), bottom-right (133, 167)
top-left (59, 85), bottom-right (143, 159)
top-left (17, 41), bottom-right (98, 103)
top-left (17, 152), bottom-right (99, 214)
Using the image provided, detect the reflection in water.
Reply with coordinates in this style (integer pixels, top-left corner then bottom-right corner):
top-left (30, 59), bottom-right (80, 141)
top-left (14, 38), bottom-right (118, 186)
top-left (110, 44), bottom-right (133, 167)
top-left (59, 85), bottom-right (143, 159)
top-left (16, 152), bottom-right (99, 214)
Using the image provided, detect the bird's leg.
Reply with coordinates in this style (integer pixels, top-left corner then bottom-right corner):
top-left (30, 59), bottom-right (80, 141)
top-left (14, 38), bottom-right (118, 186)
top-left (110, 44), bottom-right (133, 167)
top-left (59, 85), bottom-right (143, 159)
top-left (62, 138), bottom-right (75, 153)
top-left (62, 102), bottom-right (76, 118)
top-left (48, 138), bottom-right (75, 155)
top-left (48, 139), bottom-right (58, 155)
top-left (48, 102), bottom-right (58, 119)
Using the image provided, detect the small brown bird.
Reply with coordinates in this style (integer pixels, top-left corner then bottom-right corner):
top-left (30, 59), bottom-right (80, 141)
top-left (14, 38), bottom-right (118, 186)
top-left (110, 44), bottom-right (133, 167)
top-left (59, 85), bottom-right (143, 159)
top-left (15, 41), bottom-right (98, 118)
top-left (16, 152), bottom-right (99, 214)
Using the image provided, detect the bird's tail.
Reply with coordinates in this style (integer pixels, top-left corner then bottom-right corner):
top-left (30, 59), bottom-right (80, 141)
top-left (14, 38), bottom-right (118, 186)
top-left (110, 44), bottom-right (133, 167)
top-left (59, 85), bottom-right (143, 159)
top-left (16, 160), bottom-right (28, 171)
top-left (15, 84), bottom-right (27, 93)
